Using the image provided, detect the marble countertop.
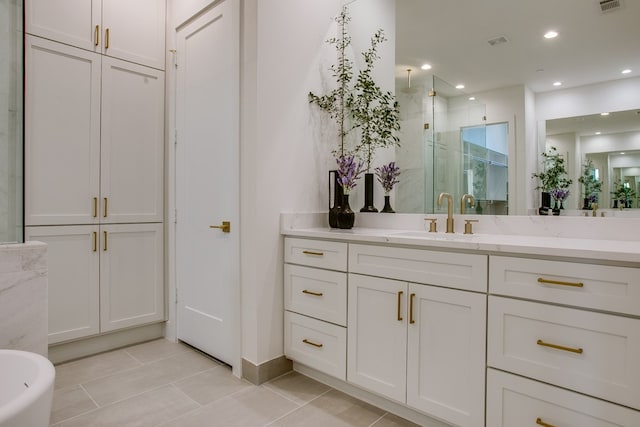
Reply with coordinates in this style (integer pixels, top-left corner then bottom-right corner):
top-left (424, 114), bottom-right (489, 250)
top-left (281, 214), bottom-right (640, 264)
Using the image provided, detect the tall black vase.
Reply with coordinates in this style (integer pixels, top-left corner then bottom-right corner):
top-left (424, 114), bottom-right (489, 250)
top-left (381, 195), bottom-right (395, 213)
top-left (336, 194), bottom-right (355, 229)
top-left (538, 191), bottom-right (551, 215)
top-left (328, 170), bottom-right (343, 228)
top-left (360, 173), bottom-right (378, 212)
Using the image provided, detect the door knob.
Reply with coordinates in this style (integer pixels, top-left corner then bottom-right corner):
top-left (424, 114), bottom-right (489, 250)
top-left (209, 221), bottom-right (231, 233)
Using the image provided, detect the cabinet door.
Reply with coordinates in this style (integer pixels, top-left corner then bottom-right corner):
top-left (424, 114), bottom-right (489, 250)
top-left (101, 57), bottom-right (164, 224)
top-left (347, 274), bottom-right (407, 403)
top-left (407, 284), bottom-right (486, 427)
top-left (100, 223), bottom-right (164, 332)
top-left (25, 0), bottom-right (100, 52)
top-left (25, 36), bottom-right (101, 226)
top-left (102, 0), bottom-right (166, 69)
top-left (26, 225), bottom-right (100, 344)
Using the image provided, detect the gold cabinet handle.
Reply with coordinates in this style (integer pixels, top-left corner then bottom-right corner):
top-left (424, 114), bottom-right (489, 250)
top-left (92, 231), bottom-right (97, 252)
top-left (94, 25), bottom-right (99, 46)
top-left (302, 339), bottom-right (323, 348)
top-left (103, 231), bottom-right (108, 251)
top-left (105, 28), bottom-right (110, 49)
top-left (209, 221), bottom-right (231, 233)
top-left (302, 289), bottom-right (323, 297)
top-left (536, 418), bottom-right (556, 427)
top-left (302, 250), bottom-right (324, 256)
top-left (537, 277), bottom-right (584, 288)
top-left (103, 197), bottom-right (108, 218)
top-left (93, 197), bottom-right (98, 218)
top-left (409, 293), bottom-right (416, 324)
top-left (537, 339), bottom-right (583, 354)
top-left (397, 291), bottom-right (403, 321)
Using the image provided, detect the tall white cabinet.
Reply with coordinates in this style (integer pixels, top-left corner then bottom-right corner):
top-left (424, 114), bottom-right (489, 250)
top-left (25, 2), bottom-right (165, 346)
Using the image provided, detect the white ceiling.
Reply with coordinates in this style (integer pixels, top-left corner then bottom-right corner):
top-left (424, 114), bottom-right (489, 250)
top-left (395, 0), bottom-right (640, 95)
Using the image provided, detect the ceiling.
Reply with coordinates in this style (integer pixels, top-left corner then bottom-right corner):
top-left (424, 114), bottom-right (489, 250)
top-left (395, 0), bottom-right (640, 95)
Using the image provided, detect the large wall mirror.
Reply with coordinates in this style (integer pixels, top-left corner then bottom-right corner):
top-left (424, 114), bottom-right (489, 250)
top-left (392, 0), bottom-right (640, 215)
top-left (0, 0), bottom-right (23, 242)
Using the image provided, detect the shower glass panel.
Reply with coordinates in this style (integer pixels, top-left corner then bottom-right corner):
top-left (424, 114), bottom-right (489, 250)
top-left (0, 0), bottom-right (24, 243)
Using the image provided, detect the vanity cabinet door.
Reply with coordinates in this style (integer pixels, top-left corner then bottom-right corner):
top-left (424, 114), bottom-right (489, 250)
top-left (347, 274), bottom-right (407, 403)
top-left (407, 284), bottom-right (486, 427)
top-left (26, 225), bottom-right (100, 344)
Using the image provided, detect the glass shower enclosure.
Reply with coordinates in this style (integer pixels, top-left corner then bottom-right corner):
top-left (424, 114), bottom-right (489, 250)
top-left (0, 0), bottom-right (24, 243)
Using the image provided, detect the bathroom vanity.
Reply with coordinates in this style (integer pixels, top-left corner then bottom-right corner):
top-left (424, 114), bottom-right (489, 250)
top-left (282, 213), bottom-right (640, 427)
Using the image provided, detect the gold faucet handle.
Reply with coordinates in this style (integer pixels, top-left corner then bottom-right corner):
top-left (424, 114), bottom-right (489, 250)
top-left (424, 218), bottom-right (437, 232)
top-left (464, 219), bottom-right (479, 235)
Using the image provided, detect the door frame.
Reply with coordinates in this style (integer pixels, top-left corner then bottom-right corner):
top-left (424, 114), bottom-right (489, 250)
top-left (165, 0), bottom-right (242, 378)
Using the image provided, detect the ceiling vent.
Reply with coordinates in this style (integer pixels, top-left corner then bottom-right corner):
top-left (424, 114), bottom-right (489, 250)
top-left (487, 36), bottom-right (508, 46)
top-left (598, 0), bottom-right (622, 13)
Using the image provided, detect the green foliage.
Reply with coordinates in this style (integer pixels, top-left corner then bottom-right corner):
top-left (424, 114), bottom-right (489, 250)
top-left (347, 29), bottom-right (401, 172)
top-left (613, 179), bottom-right (636, 202)
top-left (308, 7), bottom-right (353, 156)
top-left (532, 146), bottom-right (572, 192)
top-left (577, 159), bottom-right (602, 198)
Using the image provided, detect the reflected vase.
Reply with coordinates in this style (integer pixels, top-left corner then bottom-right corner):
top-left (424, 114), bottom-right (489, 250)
top-left (360, 173), bottom-right (378, 212)
top-left (381, 195), bottom-right (395, 213)
top-left (538, 191), bottom-right (552, 215)
top-left (328, 170), bottom-right (343, 228)
top-left (336, 194), bottom-right (355, 229)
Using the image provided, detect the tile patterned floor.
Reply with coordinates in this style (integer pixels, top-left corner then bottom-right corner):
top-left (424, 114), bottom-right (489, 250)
top-left (50, 339), bottom-right (419, 427)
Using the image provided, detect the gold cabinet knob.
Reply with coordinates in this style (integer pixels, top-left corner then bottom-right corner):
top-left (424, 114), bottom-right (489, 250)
top-left (209, 221), bottom-right (231, 233)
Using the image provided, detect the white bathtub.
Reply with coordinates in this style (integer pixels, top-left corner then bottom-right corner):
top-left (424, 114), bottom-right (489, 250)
top-left (0, 350), bottom-right (55, 427)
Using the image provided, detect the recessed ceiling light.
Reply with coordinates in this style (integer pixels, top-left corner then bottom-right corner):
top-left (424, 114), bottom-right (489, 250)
top-left (468, 97), bottom-right (476, 101)
top-left (622, 69), bottom-right (632, 74)
top-left (621, 152), bottom-right (626, 155)
top-left (553, 81), bottom-right (562, 86)
top-left (595, 131), bottom-right (602, 135)
top-left (455, 84), bottom-right (465, 89)
top-left (421, 64), bottom-right (432, 70)
top-left (544, 31), bottom-right (558, 39)
top-left (601, 112), bottom-right (610, 116)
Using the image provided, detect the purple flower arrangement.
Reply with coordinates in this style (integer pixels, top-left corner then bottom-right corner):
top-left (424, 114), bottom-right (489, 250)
top-left (374, 162), bottom-right (401, 194)
top-left (336, 155), bottom-right (364, 194)
top-left (550, 188), bottom-right (569, 201)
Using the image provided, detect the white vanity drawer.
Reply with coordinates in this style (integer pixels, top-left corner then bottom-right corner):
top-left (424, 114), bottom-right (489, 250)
top-left (284, 264), bottom-right (347, 326)
top-left (488, 296), bottom-right (640, 409)
top-left (349, 244), bottom-right (487, 292)
top-left (284, 238), bottom-right (347, 271)
top-left (284, 311), bottom-right (346, 380)
top-left (490, 255), bottom-right (640, 316)
top-left (487, 369), bottom-right (640, 427)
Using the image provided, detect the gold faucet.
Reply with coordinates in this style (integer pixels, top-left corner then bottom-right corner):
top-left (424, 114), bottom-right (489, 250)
top-left (437, 192), bottom-right (455, 233)
top-left (460, 194), bottom-right (476, 214)
top-left (592, 202), bottom-right (598, 217)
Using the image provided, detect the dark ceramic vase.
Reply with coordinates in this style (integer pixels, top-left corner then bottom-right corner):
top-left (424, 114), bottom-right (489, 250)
top-left (328, 170), bottom-right (343, 228)
top-left (336, 194), bottom-right (355, 229)
top-left (538, 191), bottom-right (552, 215)
top-left (360, 173), bottom-right (378, 212)
top-left (381, 195), bottom-right (395, 213)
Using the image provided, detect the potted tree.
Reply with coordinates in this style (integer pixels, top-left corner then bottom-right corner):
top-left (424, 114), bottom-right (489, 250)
top-left (577, 159), bottom-right (602, 209)
top-left (613, 179), bottom-right (636, 209)
top-left (532, 146), bottom-right (572, 215)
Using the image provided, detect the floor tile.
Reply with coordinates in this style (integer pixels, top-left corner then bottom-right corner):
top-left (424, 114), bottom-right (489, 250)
top-left (371, 413), bottom-right (422, 427)
top-left (159, 386), bottom-right (299, 427)
top-left (53, 385), bottom-right (199, 427)
top-left (49, 385), bottom-right (98, 425)
top-left (82, 349), bottom-right (219, 406)
top-left (54, 349), bottom-right (142, 390)
top-left (270, 389), bottom-right (385, 427)
top-left (173, 365), bottom-right (252, 405)
top-left (124, 338), bottom-right (190, 364)
top-left (264, 371), bottom-right (331, 405)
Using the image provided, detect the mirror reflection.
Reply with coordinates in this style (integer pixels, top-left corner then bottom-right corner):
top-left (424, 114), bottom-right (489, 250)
top-left (546, 109), bottom-right (640, 210)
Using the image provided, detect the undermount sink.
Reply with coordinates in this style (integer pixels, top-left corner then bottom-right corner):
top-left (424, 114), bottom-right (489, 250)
top-left (392, 230), bottom-right (477, 239)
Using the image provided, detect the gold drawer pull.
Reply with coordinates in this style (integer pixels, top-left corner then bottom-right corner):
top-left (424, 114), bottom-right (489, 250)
top-left (302, 339), bottom-right (323, 348)
top-left (537, 277), bottom-right (584, 288)
top-left (409, 293), bottom-right (416, 324)
top-left (103, 231), bottom-right (108, 251)
top-left (397, 291), bottom-right (403, 321)
top-left (103, 197), bottom-right (108, 218)
top-left (536, 417), bottom-right (556, 427)
top-left (92, 231), bottom-right (97, 252)
top-left (537, 339), bottom-right (583, 354)
top-left (94, 25), bottom-right (99, 46)
top-left (302, 250), bottom-right (324, 256)
top-left (209, 221), bottom-right (231, 233)
top-left (93, 197), bottom-right (98, 218)
top-left (302, 289), bottom-right (323, 297)
top-left (105, 28), bottom-right (110, 49)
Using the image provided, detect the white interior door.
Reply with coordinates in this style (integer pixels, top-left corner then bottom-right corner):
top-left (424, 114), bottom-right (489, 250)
top-left (175, 0), bottom-right (239, 366)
